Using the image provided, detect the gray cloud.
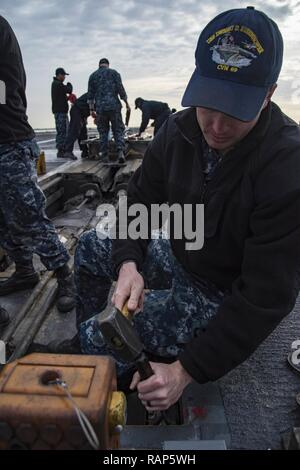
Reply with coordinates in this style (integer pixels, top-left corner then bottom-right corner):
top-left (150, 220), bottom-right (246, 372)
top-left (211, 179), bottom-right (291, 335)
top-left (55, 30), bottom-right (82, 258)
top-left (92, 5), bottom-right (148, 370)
top-left (1, 0), bottom-right (299, 127)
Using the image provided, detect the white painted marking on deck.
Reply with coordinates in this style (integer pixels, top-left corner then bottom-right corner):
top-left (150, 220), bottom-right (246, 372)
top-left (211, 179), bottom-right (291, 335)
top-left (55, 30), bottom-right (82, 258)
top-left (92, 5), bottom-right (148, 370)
top-left (37, 138), bottom-right (56, 145)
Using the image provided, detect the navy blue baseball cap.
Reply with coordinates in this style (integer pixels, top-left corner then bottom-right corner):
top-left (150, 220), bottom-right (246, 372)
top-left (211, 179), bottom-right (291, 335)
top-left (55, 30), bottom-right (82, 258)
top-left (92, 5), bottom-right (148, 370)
top-left (55, 67), bottom-right (69, 76)
top-left (99, 58), bottom-right (109, 65)
top-left (182, 6), bottom-right (283, 121)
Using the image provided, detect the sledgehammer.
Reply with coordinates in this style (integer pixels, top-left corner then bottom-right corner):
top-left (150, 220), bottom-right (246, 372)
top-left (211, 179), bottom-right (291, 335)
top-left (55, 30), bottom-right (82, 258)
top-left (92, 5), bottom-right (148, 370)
top-left (98, 302), bottom-right (174, 425)
top-left (97, 302), bottom-right (154, 381)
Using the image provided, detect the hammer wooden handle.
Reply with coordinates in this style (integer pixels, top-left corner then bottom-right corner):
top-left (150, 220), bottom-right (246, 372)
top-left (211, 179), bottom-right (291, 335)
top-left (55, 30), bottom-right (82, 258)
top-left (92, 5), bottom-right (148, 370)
top-left (121, 301), bottom-right (133, 321)
top-left (136, 355), bottom-right (154, 381)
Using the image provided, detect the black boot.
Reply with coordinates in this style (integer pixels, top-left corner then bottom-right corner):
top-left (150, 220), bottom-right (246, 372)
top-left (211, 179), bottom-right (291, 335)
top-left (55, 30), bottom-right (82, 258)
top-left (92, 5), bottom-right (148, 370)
top-left (117, 150), bottom-right (125, 164)
top-left (0, 305), bottom-right (10, 331)
top-left (81, 146), bottom-right (89, 159)
top-left (55, 265), bottom-right (76, 313)
top-left (0, 263), bottom-right (39, 296)
top-left (63, 151), bottom-right (77, 160)
top-left (100, 152), bottom-right (109, 163)
top-left (57, 149), bottom-right (65, 158)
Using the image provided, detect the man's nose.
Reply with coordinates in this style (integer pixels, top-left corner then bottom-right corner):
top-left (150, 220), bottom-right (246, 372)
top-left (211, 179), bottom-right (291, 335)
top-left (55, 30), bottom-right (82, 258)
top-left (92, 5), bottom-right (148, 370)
top-left (211, 113), bottom-right (230, 134)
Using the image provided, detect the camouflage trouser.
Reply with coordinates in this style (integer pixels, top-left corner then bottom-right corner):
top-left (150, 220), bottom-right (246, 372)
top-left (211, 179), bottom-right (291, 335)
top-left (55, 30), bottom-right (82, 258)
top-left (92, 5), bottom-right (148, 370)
top-left (74, 229), bottom-right (226, 377)
top-left (54, 112), bottom-right (69, 151)
top-left (0, 140), bottom-right (69, 269)
top-left (96, 110), bottom-right (125, 153)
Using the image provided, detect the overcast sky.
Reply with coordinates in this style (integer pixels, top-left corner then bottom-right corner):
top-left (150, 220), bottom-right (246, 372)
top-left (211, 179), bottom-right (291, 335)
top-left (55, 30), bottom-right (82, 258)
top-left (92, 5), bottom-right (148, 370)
top-left (2, 0), bottom-right (300, 128)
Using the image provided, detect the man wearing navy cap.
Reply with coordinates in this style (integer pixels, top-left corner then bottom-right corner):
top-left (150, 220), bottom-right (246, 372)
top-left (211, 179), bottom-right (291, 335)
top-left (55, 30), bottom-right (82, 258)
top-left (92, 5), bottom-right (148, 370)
top-left (74, 7), bottom-right (300, 417)
top-left (51, 67), bottom-right (73, 158)
top-left (134, 97), bottom-right (172, 136)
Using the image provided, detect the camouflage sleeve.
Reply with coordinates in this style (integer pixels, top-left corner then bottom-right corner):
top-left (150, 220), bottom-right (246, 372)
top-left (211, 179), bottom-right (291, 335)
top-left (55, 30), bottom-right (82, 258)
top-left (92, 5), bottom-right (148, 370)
top-left (116, 72), bottom-right (127, 101)
top-left (87, 73), bottom-right (96, 110)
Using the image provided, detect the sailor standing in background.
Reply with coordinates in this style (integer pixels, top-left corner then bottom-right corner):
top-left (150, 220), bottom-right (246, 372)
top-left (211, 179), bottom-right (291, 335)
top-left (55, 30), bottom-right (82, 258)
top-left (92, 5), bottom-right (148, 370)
top-left (87, 58), bottom-right (130, 163)
top-left (51, 67), bottom-right (73, 158)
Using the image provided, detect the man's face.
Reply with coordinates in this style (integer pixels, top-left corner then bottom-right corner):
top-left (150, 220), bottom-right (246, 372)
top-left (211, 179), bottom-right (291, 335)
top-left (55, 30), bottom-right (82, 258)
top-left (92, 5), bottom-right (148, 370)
top-left (57, 74), bottom-right (66, 82)
top-left (196, 107), bottom-right (260, 152)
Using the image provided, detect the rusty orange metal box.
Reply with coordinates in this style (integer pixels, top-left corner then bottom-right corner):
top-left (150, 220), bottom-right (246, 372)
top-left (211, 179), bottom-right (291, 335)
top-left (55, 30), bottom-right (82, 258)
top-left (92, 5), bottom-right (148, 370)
top-left (0, 353), bottom-right (124, 450)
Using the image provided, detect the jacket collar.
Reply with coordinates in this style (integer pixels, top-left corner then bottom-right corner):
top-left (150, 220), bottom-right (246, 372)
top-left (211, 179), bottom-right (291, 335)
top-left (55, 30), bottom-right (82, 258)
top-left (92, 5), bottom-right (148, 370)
top-left (174, 104), bottom-right (272, 151)
top-left (174, 108), bottom-right (201, 144)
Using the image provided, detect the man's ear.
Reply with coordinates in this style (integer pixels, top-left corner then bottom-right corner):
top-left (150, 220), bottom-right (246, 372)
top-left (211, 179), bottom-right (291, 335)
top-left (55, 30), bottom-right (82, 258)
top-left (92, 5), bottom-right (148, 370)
top-left (262, 84), bottom-right (277, 109)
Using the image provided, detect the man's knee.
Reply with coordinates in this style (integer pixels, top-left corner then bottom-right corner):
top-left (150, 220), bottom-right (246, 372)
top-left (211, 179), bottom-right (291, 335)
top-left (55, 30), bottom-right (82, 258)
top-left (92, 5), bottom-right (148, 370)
top-left (75, 230), bottom-right (112, 276)
top-left (75, 229), bottom-right (98, 267)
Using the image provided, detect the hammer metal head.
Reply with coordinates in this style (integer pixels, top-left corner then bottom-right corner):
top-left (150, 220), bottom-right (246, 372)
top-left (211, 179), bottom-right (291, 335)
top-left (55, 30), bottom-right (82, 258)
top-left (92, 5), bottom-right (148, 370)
top-left (97, 303), bottom-right (144, 363)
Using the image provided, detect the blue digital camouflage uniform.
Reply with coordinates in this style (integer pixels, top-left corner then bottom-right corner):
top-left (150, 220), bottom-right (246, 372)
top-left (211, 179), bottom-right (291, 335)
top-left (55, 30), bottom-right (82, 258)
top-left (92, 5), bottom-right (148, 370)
top-left (0, 139), bottom-right (69, 269)
top-left (74, 233), bottom-right (226, 377)
top-left (74, 139), bottom-right (226, 377)
top-left (87, 67), bottom-right (127, 153)
top-left (54, 112), bottom-right (69, 152)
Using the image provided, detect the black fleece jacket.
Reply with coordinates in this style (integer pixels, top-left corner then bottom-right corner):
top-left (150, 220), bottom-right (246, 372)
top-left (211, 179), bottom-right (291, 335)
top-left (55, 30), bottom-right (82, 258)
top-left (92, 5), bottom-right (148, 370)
top-left (112, 103), bottom-right (300, 384)
top-left (0, 16), bottom-right (34, 144)
top-left (139, 100), bottom-right (170, 133)
top-left (51, 78), bottom-right (73, 114)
